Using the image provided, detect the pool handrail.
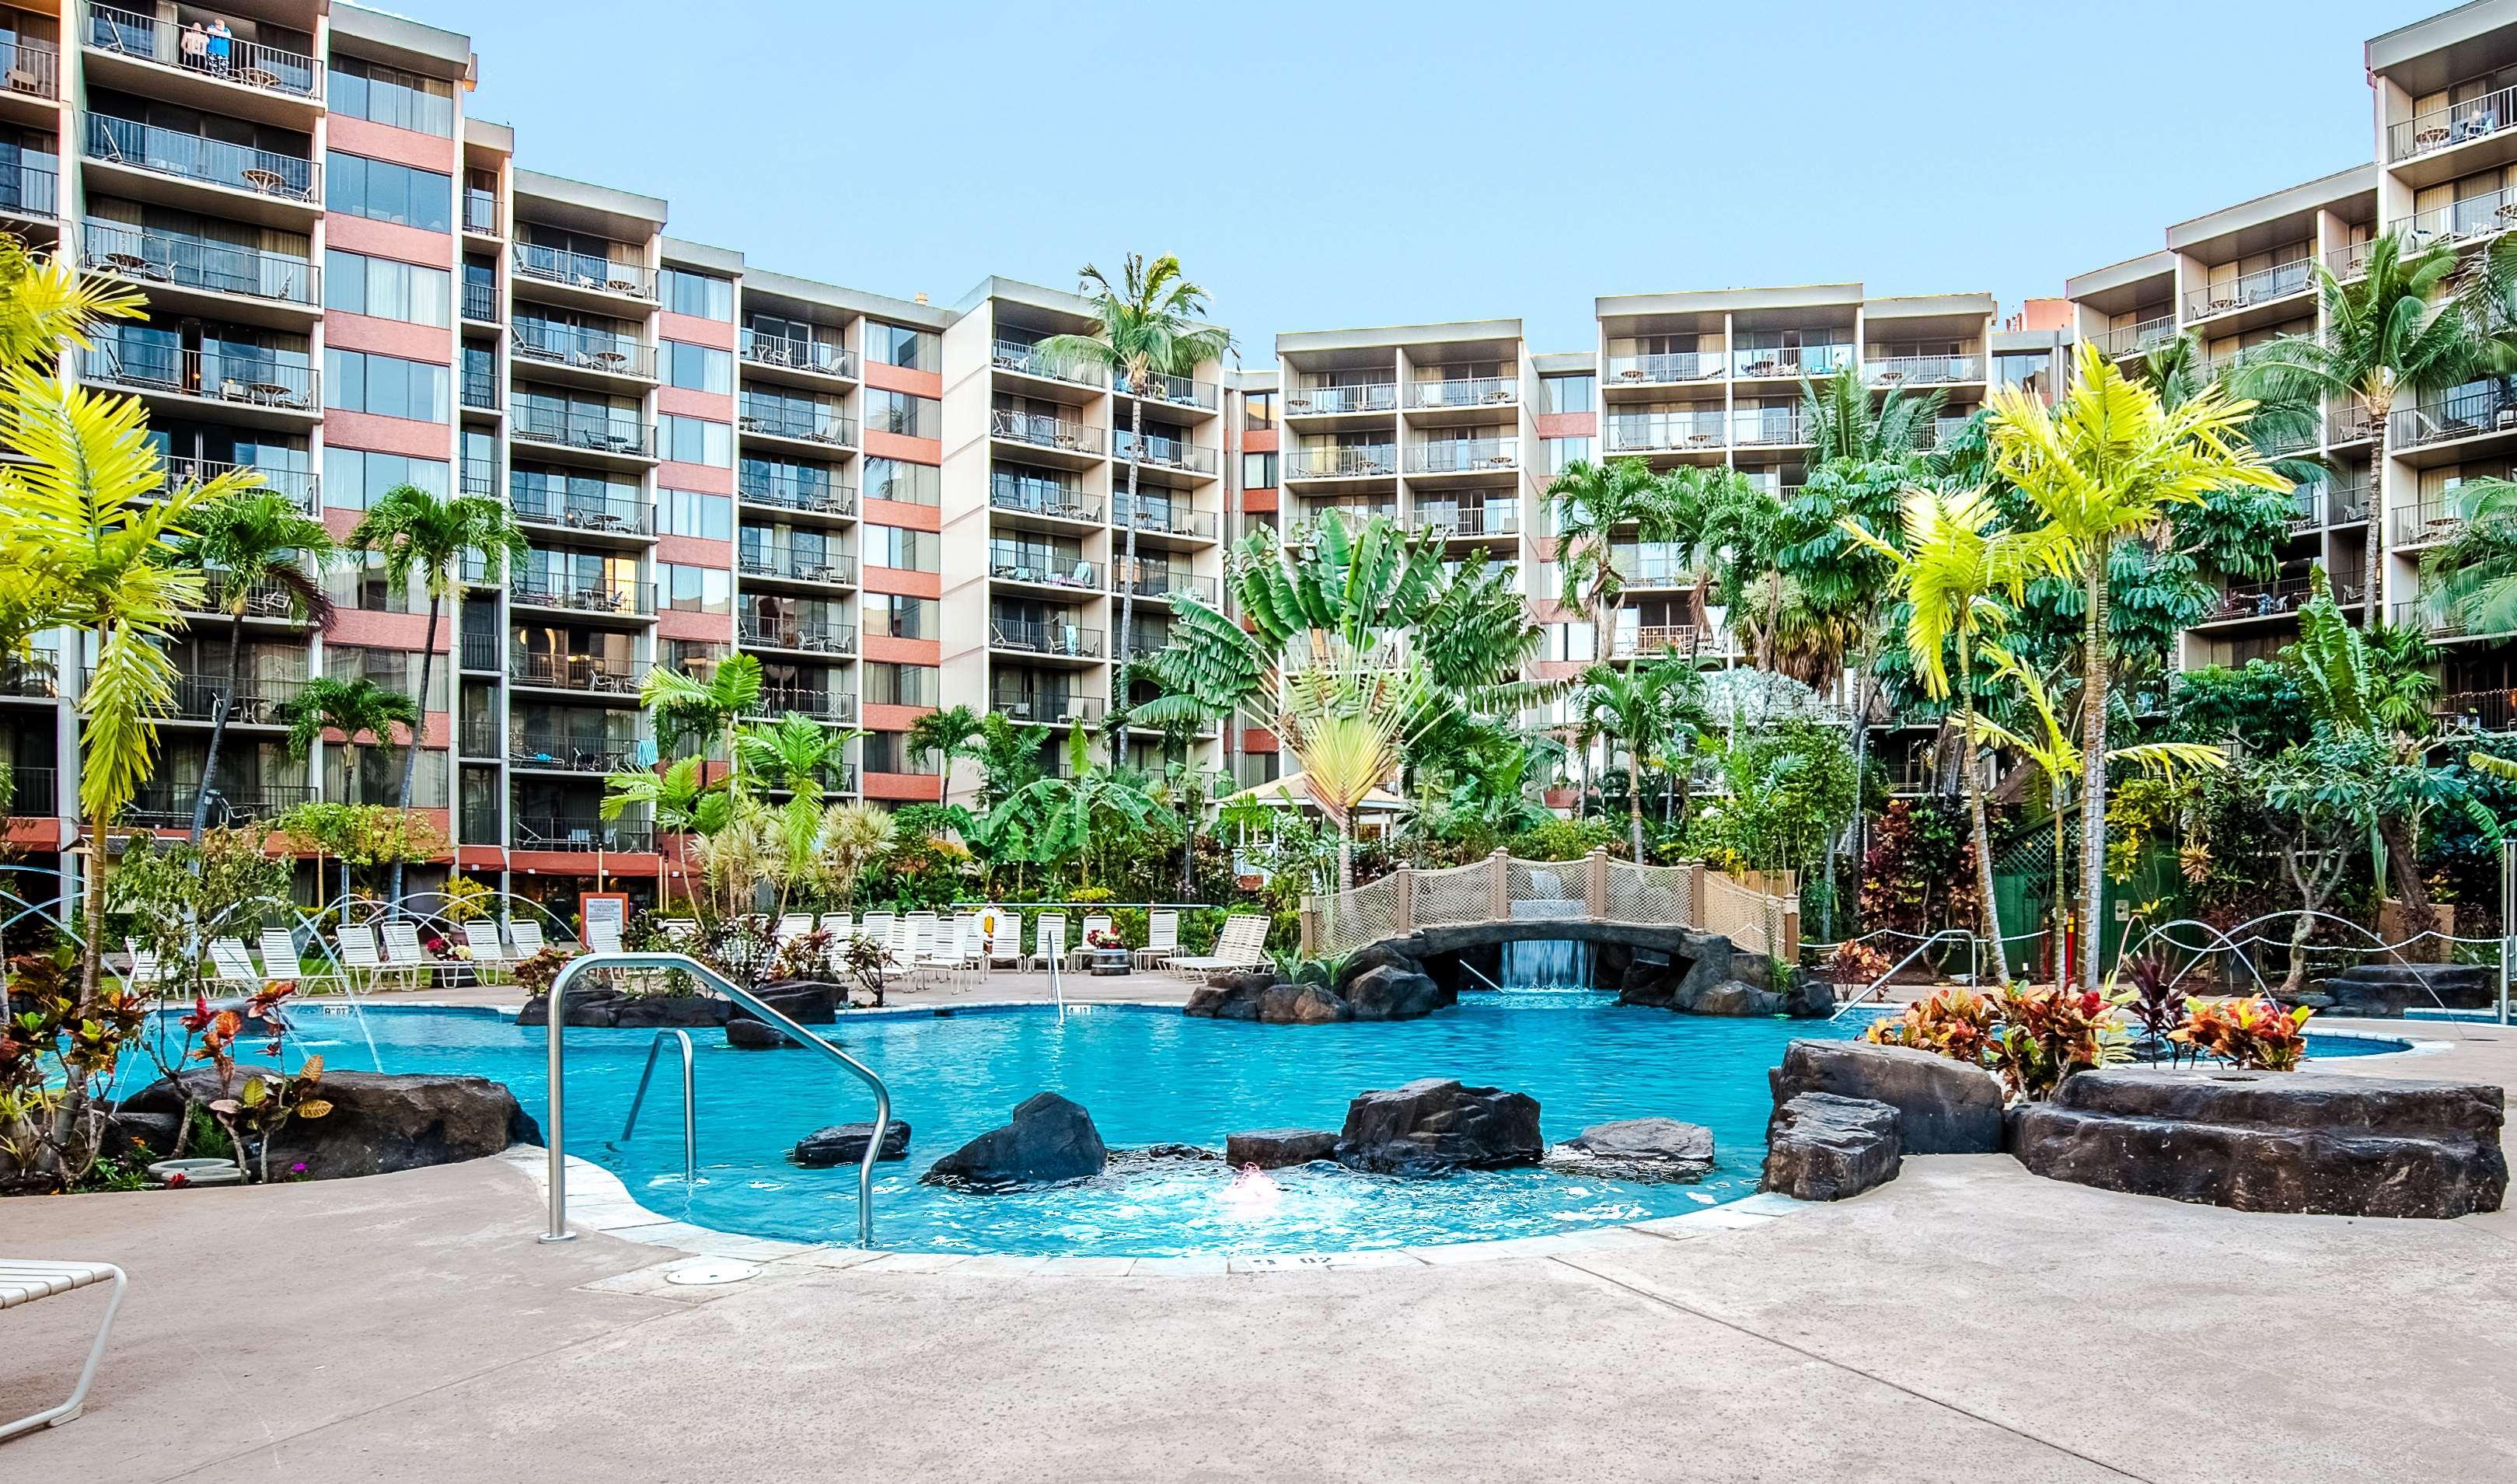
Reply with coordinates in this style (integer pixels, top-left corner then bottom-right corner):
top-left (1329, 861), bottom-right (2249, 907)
top-left (540, 952), bottom-right (891, 1248)
top-left (617, 1028), bottom-right (697, 1185)
top-left (1828, 929), bottom-right (1981, 1021)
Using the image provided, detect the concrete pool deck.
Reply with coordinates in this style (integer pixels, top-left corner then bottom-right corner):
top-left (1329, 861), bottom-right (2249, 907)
top-left (4, 1014), bottom-right (2513, 1482)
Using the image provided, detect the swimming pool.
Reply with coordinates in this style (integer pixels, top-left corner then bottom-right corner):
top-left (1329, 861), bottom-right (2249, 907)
top-left (186, 993), bottom-right (2407, 1258)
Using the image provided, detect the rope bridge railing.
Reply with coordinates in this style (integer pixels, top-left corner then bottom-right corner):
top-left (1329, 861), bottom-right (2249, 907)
top-left (1301, 848), bottom-right (1798, 962)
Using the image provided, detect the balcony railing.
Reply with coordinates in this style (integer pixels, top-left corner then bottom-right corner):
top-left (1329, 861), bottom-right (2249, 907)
top-left (2393, 599), bottom-right (2476, 640)
top-left (513, 817), bottom-right (652, 854)
top-left (511, 405), bottom-right (654, 457)
top-left (81, 222), bottom-right (316, 306)
top-left (511, 323), bottom-right (655, 379)
top-left (460, 281), bottom-right (497, 326)
top-left (2327, 400), bottom-right (2380, 445)
top-left (508, 652), bottom-right (647, 694)
top-left (1733, 345), bottom-right (1851, 378)
top-left (992, 407), bottom-right (1103, 454)
top-left (509, 574), bottom-right (655, 616)
top-left (991, 619), bottom-right (1103, 658)
top-left (2397, 498), bottom-right (2468, 546)
top-left (0, 160), bottom-right (57, 219)
top-left (2093, 316), bottom-right (2177, 359)
top-left (993, 338), bottom-right (1104, 387)
top-left (511, 486), bottom-right (653, 536)
top-left (1408, 376), bottom-right (1518, 410)
top-left (1112, 566), bottom-right (1217, 605)
top-left (990, 475), bottom-right (1100, 522)
top-left (461, 456), bottom-right (496, 497)
top-left (1908, 416), bottom-right (1974, 452)
top-left (1293, 502), bottom-right (1396, 532)
top-left (5, 764), bottom-right (55, 817)
top-left (751, 685), bottom-right (857, 723)
top-left (1284, 445), bottom-right (1398, 479)
top-left (1115, 368), bottom-right (1218, 410)
top-left (990, 552), bottom-right (1101, 590)
top-left (740, 330), bottom-right (854, 379)
top-left (508, 734), bottom-right (633, 773)
top-left (991, 692), bottom-right (1101, 725)
top-left (125, 782), bottom-right (311, 829)
top-left (736, 615), bottom-right (857, 654)
top-left (738, 545), bottom-right (857, 585)
top-left (1605, 351), bottom-right (1723, 386)
top-left (464, 192), bottom-right (497, 235)
top-left (1867, 354), bottom-right (1982, 386)
top-left (459, 633), bottom-right (500, 672)
top-left (1414, 501), bottom-right (1520, 538)
top-left (1606, 410), bottom-right (1725, 452)
top-left (1285, 383), bottom-right (1397, 416)
top-left (159, 456), bottom-right (315, 512)
top-left (1, 35), bottom-right (59, 101)
top-left (86, 5), bottom-right (319, 98)
top-left (82, 343), bottom-right (316, 410)
top-left (1611, 623), bottom-right (1706, 659)
top-left (1408, 437), bottom-right (1519, 474)
top-left (2393, 187), bottom-right (2517, 252)
top-left (2437, 689), bottom-right (2517, 732)
top-left (1111, 497), bottom-right (1217, 539)
top-left (0, 653), bottom-right (61, 698)
top-left (2184, 260), bottom-right (2315, 320)
top-left (1733, 407), bottom-right (1810, 447)
top-left (512, 243), bottom-right (656, 301)
top-left (2390, 85), bottom-right (2517, 162)
top-left (738, 467), bottom-right (856, 515)
top-left (2391, 382), bottom-right (2517, 449)
top-left (2208, 577), bottom-right (2318, 622)
top-left (83, 113), bottom-right (316, 201)
top-left (461, 368), bottom-right (497, 410)
top-left (1112, 430), bottom-right (1217, 475)
top-left (739, 396), bottom-right (857, 449)
top-left (2316, 478), bottom-right (2370, 526)
top-left (171, 674), bottom-right (305, 723)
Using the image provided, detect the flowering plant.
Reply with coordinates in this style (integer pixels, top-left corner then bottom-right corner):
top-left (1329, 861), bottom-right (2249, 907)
top-left (1085, 928), bottom-right (1126, 950)
top-left (2172, 996), bottom-right (2312, 1070)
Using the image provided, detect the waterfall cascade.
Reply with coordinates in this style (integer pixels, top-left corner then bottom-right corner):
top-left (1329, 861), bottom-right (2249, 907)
top-left (1499, 868), bottom-right (1594, 990)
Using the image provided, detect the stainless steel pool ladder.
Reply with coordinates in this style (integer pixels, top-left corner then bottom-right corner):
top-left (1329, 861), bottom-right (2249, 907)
top-left (540, 952), bottom-right (892, 1248)
top-left (617, 1029), bottom-right (696, 1185)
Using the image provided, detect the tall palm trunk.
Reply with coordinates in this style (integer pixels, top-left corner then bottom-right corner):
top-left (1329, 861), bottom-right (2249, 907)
top-left (2362, 382), bottom-right (2390, 624)
top-left (1837, 661), bottom-right (1873, 939)
top-left (1119, 379), bottom-right (1144, 674)
top-left (2079, 546), bottom-right (2112, 993)
top-left (190, 608), bottom-right (247, 843)
top-left (388, 596), bottom-right (441, 913)
top-left (1955, 649), bottom-right (2010, 989)
top-left (1626, 749), bottom-right (1644, 863)
top-left (2049, 777), bottom-right (2070, 986)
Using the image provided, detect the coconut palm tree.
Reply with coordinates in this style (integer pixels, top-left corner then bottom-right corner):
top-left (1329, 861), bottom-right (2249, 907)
top-left (602, 755), bottom-right (731, 916)
top-left (1546, 456), bottom-right (1672, 660)
top-left (346, 484), bottom-right (526, 907)
top-left (277, 676), bottom-right (420, 801)
top-left (642, 649), bottom-right (763, 766)
top-left (1573, 653), bottom-right (1697, 864)
top-left (1987, 342), bottom-right (2287, 990)
top-left (1033, 253), bottom-right (1234, 669)
top-left (173, 491), bottom-right (336, 841)
top-left (905, 703), bottom-right (986, 797)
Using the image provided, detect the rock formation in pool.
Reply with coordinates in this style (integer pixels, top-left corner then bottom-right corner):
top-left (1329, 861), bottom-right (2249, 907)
top-left (1184, 955), bottom-right (1454, 1025)
top-left (921, 1092), bottom-right (1108, 1190)
top-left (124, 1067), bottom-right (540, 1180)
top-left (517, 983), bottom-right (840, 1028)
top-left (1225, 1128), bottom-right (1340, 1168)
top-left (1768, 1039), bottom-right (2005, 1154)
top-left (793, 1120), bottom-right (913, 1167)
top-left (1542, 1117), bottom-right (1716, 1182)
top-left (1762, 1092), bottom-right (1902, 1201)
top-left (1334, 1078), bottom-right (1544, 1176)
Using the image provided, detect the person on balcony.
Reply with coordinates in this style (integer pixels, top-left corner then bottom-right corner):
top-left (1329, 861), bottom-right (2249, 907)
top-left (206, 19), bottom-right (232, 74)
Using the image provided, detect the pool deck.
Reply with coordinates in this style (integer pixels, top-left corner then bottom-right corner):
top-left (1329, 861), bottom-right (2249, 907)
top-left (5, 1014), bottom-right (2514, 1482)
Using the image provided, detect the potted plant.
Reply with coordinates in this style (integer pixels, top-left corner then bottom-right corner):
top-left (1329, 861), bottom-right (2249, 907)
top-left (1086, 927), bottom-right (1130, 976)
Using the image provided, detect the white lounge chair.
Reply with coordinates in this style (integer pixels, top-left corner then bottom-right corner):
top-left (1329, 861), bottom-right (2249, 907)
top-left (207, 936), bottom-right (261, 993)
top-left (459, 922), bottom-right (511, 983)
top-left (0, 1259), bottom-right (127, 1440)
top-left (1067, 913), bottom-right (1113, 971)
top-left (1170, 913), bottom-right (1271, 978)
top-left (379, 922), bottom-right (438, 988)
top-left (986, 913), bottom-right (1024, 970)
top-left (882, 916), bottom-right (927, 986)
top-left (507, 917), bottom-right (549, 961)
top-left (934, 913), bottom-right (981, 982)
top-left (1136, 910), bottom-right (1179, 971)
top-left (818, 913), bottom-right (854, 974)
top-left (1030, 912), bottom-right (1068, 974)
top-left (861, 912), bottom-right (895, 954)
top-left (120, 942), bottom-right (162, 992)
top-left (257, 927), bottom-right (312, 990)
top-left (335, 923), bottom-right (393, 989)
top-left (774, 913), bottom-right (815, 945)
top-left (658, 917), bottom-right (700, 945)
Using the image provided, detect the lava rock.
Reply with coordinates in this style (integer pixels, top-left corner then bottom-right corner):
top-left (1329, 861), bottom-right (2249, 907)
top-left (1684, 978), bottom-right (1783, 1017)
top-left (126, 1067), bottom-right (541, 1180)
top-left (1544, 1117), bottom-right (1715, 1182)
top-left (920, 1092), bottom-right (1108, 1190)
top-left (1342, 963), bottom-right (1451, 1021)
top-left (1335, 1078), bottom-right (1544, 1176)
top-left (2314, 964), bottom-right (2497, 1018)
top-left (1780, 976), bottom-right (1838, 1018)
top-left (2011, 1067), bottom-right (2507, 1218)
top-left (1761, 1092), bottom-right (1901, 1201)
top-left (748, 983), bottom-right (840, 1024)
top-left (792, 1120), bottom-right (912, 1167)
top-left (724, 1018), bottom-right (793, 1049)
top-left (1769, 1039), bottom-right (2006, 1154)
top-left (102, 1109), bottom-right (182, 1161)
top-left (516, 988), bottom-right (728, 1028)
top-left (1225, 1128), bottom-right (1340, 1169)
top-left (1260, 982), bottom-right (1350, 1024)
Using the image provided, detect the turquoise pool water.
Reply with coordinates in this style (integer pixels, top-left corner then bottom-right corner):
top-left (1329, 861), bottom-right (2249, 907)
top-left (174, 993), bottom-right (2405, 1258)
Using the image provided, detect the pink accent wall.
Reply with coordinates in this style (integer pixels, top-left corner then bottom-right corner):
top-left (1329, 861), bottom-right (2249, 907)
top-left (655, 386), bottom-right (731, 421)
top-left (655, 609), bottom-right (733, 643)
top-left (326, 609), bottom-right (442, 651)
top-left (511, 850), bottom-right (660, 877)
top-left (1242, 490), bottom-right (1278, 513)
top-left (861, 566), bottom-right (941, 600)
top-left (326, 116), bottom-right (459, 173)
top-left (862, 363), bottom-right (941, 399)
top-left (325, 311), bottom-right (453, 363)
top-left (658, 459), bottom-right (732, 494)
top-left (654, 535), bottom-right (731, 568)
top-left (659, 312), bottom-right (735, 351)
top-left (864, 634), bottom-right (940, 665)
top-left (322, 409), bottom-right (453, 459)
top-left (323, 214), bottom-right (457, 267)
top-left (863, 703), bottom-right (938, 732)
top-left (1534, 411), bottom-right (1594, 438)
top-left (864, 430), bottom-right (941, 464)
top-left (863, 497), bottom-right (941, 532)
top-left (862, 772), bottom-right (942, 803)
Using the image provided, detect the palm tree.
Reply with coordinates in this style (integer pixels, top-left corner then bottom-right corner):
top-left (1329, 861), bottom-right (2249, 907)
top-left (987, 723), bottom-right (1163, 892)
top-left (2237, 232), bottom-right (2477, 611)
top-left (734, 711), bottom-right (861, 800)
top-left (1573, 653), bottom-right (1695, 864)
top-left (1842, 487), bottom-right (2037, 988)
top-left (1987, 342), bottom-right (2287, 990)
top-left (346, 484), bottom-right (525, 907)
top-left (642, 649), bottom-right (763, 768)
top-left (1801, 364), bottom-right (1944, 466)
top-left (278, 676), bottom-right (421, 809)
top-left (1034, 253), bottom-right (1234, 669)
top-left (1545, 456), bottom-right (1672, 660)
top-left (602, 756), bottom-right (731, 915)
top-left (0, 236), bottom-right (141, 379)
top-left (905, 703), bottom-right (985, 797)
top-left (173, 491), bottom-right (335, 841)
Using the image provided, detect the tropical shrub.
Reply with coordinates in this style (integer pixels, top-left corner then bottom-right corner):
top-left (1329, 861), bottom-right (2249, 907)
top-left (1827, 939), bottom-right (1890, 990)
top-left (1988, 984), bottom-right (2130, 1102)
top-left (2172, 996), bottom-right (2312, 1070)
top-left (1856, 798), bottom-right (1981, 938)
top-left (1506, 817), bottom-right (1619, 861)
top-left (513, 946), bottom-right (574, 998)
top-left (1865, 987), bottom-right (1999, 1067)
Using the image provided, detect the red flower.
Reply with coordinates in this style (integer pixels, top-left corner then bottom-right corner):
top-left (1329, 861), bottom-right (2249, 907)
top-left (180, 993), bottom-right (214, 1033)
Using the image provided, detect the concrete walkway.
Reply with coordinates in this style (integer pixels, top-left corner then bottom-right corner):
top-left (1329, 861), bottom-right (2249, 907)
top-left (4, 1018), bottom-right (2512, 1482)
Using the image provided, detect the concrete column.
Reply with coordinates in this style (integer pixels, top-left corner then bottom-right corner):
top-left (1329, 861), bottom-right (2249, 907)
top-left (1584, 846), bottom-right (1609, 919)
top-left (1487, 848), bottom-right (1510, 921)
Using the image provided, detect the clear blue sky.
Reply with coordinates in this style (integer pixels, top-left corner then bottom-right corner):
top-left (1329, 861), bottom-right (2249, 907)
top-left (418, 0), bottom-right (2437, 353)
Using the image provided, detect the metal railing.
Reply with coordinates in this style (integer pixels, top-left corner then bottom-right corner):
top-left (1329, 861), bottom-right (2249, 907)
top-left (459, 633), bottom-right (500, 672)
top-left (1112, 496), bottom-right (1217, 538)
top-left (86, 4), bottom-right (318, 97)
top-left (2390, 84), bottom-right (2517, 162)
top-left (1284, 382), bottom-right (1396, 415)
top-left (511, 405), bottom-right (655, 456)
top-left (2093, 315), bottom-right (2177, 359)
top-left (1605, 351), bottom-right (1723, 385)
top-left (84, 113), bottom-right (316, 201)
top-left (163, 456), bottom-right (316, 511)
top-left (738, 468), bottom-right (856, 515)
top-left (2393, 187), bottom-right (2517, 251)
top-left (460, 456), bottom-right (497, 497)
top-left (81, 342), bottom-right (316, 410)
top-left (1, 35), bottom-right (59, 100)
top-left (738, 545), bottom-right (857, 585)
top-left (0, 654), bottom-right (61, 698)
top-left (1867, 354), bottom-right (1981, 386)
top-left (616, 1030), bottom-right (696, 1185)
top-left (508, 652), bottom-right (648, 694)
top-left (1733, 345), bottom-right (1851, 377)
top-left (2208, 576), bottom-right (2318, 621)
top-left (511, 485), bottom-right (654, 536)
top-left (1115, 368), bottom-right (1217, 410)
top-left (739, 395), bottom-right (857, 448)
top-left (457, 718), bottom-right (497, 757)
top-left (1908, 416), bottom-right (1974, 452)
top-left (1733, 407), bottom-right (1810, 447)
top-left (80, 222), bottom-right (316, 306)
top-left (512, 243), bottom-right (657, 300)
top-left (751, 684), bottom-right (857, 722)
top-left (1606, 409), bottom-right (1725, 452)
top-left (740, 330), bottom-right (854, 378)
top-left (1408, 375), bottom-right (1518, 410)
top-left (2393, 599), bottom-right (2475, 640)
top-left (2438, 689), bottom-right (2517, 732)
top-left (1113, 429), bottom-right (1217, 475)
top-left (2392, 382), bottom-right (2517, 449)
top-left (1112, 565), bottom-right (1217, 604)
top-left (511, 322), bottom-right (655, 379)
top-left (2327, 401), bottom-right (2381, 445)
top-left (1283, 444), bottom-right (1398, 479)
top-left (1413, 502), bottom-right (1520, 538)
top-left (5, 764), bottom-right (56, 818)
top-left (543, 952), bottom-right (891, 1248)
top-left (460, 368), bottom-right (497, 410)
top-left (1610, 545), bottom-right (1694, 586)
top-left (123, 781), bottom-right (311, 829)
top-left (736, 615), bottom-right (857, 654)
top-left (1611, 623), bottom-right (1705, 658)
top-left (0, 160), bottom-right (57, 219)
top-left (2317, 477), bottom-right (2370, 525)
top-left (508, 734), bottom-right (633, 773)
top-left (2326, 239), bottom-right (2374, 281)
top-left (1408, 437), bottom-right (1519, 474)
top-left (464, 192), bottom-right (497, 235)
top-left (2397, 498), bottom-right (2467, 546)
top-left (509, 574), bottom-right (655, 616)
top-left (992, 618), bottom-right (1103, 658)
top-left (992, 691), bottom-right (1101, 725)
top-left (992, 407), bottom-right (1103, 454)
top-left (512, 819), bottom-right (653, 853)
top-left (990, 551), bottom-right (1101, 589)
top-left (461, 279), bottom-right (498, 323)
top-left (990, 474), bottom-right (1099, 522)
top-left (992, 337), bottom-right (1103, 386)
top-left (2184, 260), bottom-right (2315, 319)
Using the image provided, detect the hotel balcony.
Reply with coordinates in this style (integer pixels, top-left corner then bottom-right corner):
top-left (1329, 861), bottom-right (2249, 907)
top-left (1605, 351), bottom-right (1725, 389)
top-left (1407, 376), bottom-right (1520, 411)
top-left (2391, 187), bottom-right (2517, 254)
top-left (2327, 400), bottom-right (2380, 446)
top-left (0, 35), bottom-right (60, 114)
top-left (1866, 354), bottom-right (1981, 387)
top-left (990, 690), bottom-right (1102, 727)
top-left (1611, 624), bottom-right (1707, 660)
top-left (180, 570), bottom-right (316, 623)
top-left (5, 763), bottom-right (54, 819)
top-left (2393, 599), bottom-right (2485, 641)
top-left (2436, 689), bottom-right (2517, 732)
top-left (461, 365), bottom-right (497, 413)
top-left (2390, 382), bottom-right (2517, 459)
top-left (165, 672), bottom-right (305, 724)
top-left (1610, 546), bottom-right (1693, 588)
top-left (737, 467), bottom-right (856, 519)
top-left (990, 618), bottom-right (1105, 662)
top-left (991, 407), bottom-right (1105, 463)
top-left (165, 456), bottom-right (316, 512)
top-left (1407, 437), bottom-right (1519, 477)
top-left (739, 329), bottom-right (856, 382)
top-left (0, 650), bottom-right (60, 700)
top-left (738, 544), bottom-right (857, 588)
top-left (2201, 576), bottom-right (2320, 625)
top-left (1413, 501), bottom-right (1520, 539)
top-left (1115, 368), bottom-right (1219, 414)
top-left (1605, 409), bottom-right (1725, 454)
top-left (749, 686), bottom-right (858, 725)
top-left (511, 243), bottom-right (658, 309)
top-left (1733, 345), bottom-right (1851, 380)
top-left (82, 5), bottom-right (320, 118)
top-left (989, 550), bottom-right (1103, 595)
top-left (2397, 498), bottom-right (2468, 549)
top-left (0, 160), bottom-right (57, 228)
top-left (1734, 406), bottom-right (1810, 449)
top-left (1112, 564), bottom-right (1217, 606)
top-left (511, 323), bottom-right (657, 384)
top-left (2183, 260), bottom-right (2316, 327)
top-left (2326, 239), bottom-right (2374, 281)
top-left (508, 734), bottom-right (634, 775)
top-left (1112, 429), bottom-right (1218, 482)
top-left (993, 338), bottom-right (1105, 391)
top-left (736, 614), bottom-right (857, 656)
top-left (508, 652), bottom-right (648, 697)
top-left (739, 395), bottom-right (857, 453)
top-left (1283, 382), bottom-right (1398, 418)
top-left (990, 473), bottom-right (1101, 526)
top-left (512, 818), bottom-right (652, 854)
top-left (509, 574), bottom-right (655, 619)
top-left (1112, 495), bottom-right (1219, 543)
top-left (1907, 414), bottom-right (1976, 452)
top-left (1283, 444), bottom-right (1399, 481)
top-left (79, 222), bottom-right (316, 321)
top-left (2092, 315), bottom-right (2177, 360)
top-left (125, 782), bottom-right (310, 829)
top-left (2390, 85), bottom-right (2517, 169)
top-left (79, 343), bottom-right (316, 422)
top-left (511, 487), bottom-right (655, 543)
top-left (82, 113), bottom-right (317, 222)
top-left (511, 406), bottom-right (656, 463)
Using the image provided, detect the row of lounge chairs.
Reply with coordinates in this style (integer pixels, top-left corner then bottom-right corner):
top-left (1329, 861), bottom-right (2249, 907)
top-left (122, 917), bottom-right (569, 994)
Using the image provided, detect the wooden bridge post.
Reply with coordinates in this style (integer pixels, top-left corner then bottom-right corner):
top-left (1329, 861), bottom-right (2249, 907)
top-left (1585, 847), bottom-right (1609, 919)
top-left (1684, 860), bottom-right (1707, 929)
top-left (1487, 849), bottom-right (1510, 920)
top-left (1393, 864), bottom-right (1414, 932)
top-left (1299, 897), bottom-right (1317, 956)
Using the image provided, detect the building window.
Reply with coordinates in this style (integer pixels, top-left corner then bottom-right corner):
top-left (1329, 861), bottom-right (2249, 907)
top-left (864, 388), bottom-right (941, 438)
top-left (864, 662), bottom-right (937, 707)
top-left (326, 153), bottom-right (453, 233)
top-left (1243, 391), bottom-right (1274, 430)
top-left (660, 488), bottom-right (731, 539)
top-left (864, 457), bottom-right (941, 506)
top-left (861, 730), bottom-right (937, 774)
top-left (1993, 351), bottom-right (2053, 403)
top-left (1241, 451), bottom-right (1277, 490)
top-left (324, 349), bottom-right (450, 421)
top-left (663, 639), bottom-right (726, 679)
top-left (662, 564), bottom-right (731, 613)
top-left (662, 340), bottom-right (732, 394)
top-left (323, 251), bottom-right (451, 326)
top-left (322, 449), bottom-right (449, 510)
top-left (867, 524), bottom-right (939, 572)
top-left (865, 592), bottom-right (935, 639)
top-left (327, 57), bottom-right (455, 137)
top-left (1542, 436), bottom-right (1595, 473)
top-left (865, 321), bottom-right (937, 370)
top-left (658, 414), bottom-right (732, 467)
top-left (1541, 373), bottom-right (1595, 414)
top-left (660, 267), bottom-right (734, 321)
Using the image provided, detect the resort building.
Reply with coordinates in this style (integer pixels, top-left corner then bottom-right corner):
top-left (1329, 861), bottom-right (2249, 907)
top-left (0, 0), bottom-right (2510, 910)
